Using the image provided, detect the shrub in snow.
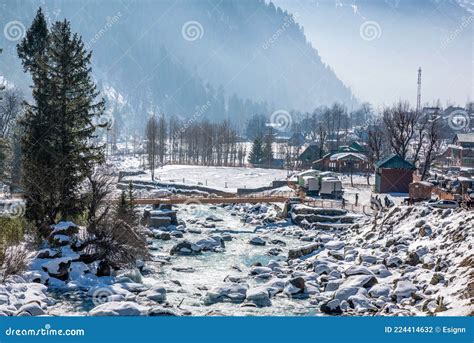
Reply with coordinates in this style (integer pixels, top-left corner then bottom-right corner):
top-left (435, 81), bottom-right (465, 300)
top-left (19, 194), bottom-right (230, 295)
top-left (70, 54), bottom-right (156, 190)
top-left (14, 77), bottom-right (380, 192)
top-left (1, 244), bottom-right (28, 282)
top-left (79, 219), bottom-right (150, 271)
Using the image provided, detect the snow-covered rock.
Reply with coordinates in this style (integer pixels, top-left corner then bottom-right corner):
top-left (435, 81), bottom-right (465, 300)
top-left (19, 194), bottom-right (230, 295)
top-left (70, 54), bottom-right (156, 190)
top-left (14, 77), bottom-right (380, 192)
top-left (320, 299), bottom-right (342, 314)
top-left (249, 236), bottom-right (266, 246)
top-left (342, 275), bottom-right (378, 289)
top-left (195, 236), bottom-right (225, 251)
top-left (41, 257), bottom-right (72, 280)
top-left (246, 287), bottom-right (271, 306)
top-left (345, 265), bottom-right (374, 276)
top-left (22, 271), bottom-right (49, 284)
top-left (325, 240), bottom-right (345, 250)
top-left (392, 281), bottom-right (418, 302)
top-left (385, 256), bottom-right (402, 268)
top-left (368, 284), bottom-right (391, 298)
top-left (348, 293), bottom-right (378, 312)
top-left (170, 240), bottom-right (202, 255)
top-left (89, 301), bottom-right (148, 316)
top-left (16, 302), bottom-right (46, 316)
top-left (141, 284), bottom-right (166, 302)
top-left (204, 283), bottom-right (248, 304)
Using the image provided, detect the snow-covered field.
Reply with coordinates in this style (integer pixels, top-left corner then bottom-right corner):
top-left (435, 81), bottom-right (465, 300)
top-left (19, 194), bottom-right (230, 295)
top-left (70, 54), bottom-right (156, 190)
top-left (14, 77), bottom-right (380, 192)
top-left (115, 155), bottom-right (289, 192)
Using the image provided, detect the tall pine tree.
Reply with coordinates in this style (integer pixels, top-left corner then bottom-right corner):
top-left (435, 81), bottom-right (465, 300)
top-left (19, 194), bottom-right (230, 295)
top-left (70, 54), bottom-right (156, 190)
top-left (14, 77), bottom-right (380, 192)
top-left (262, 126), bottom-right (275, 165)
top-left (248, 136), bottom-right (263, 165)
top-left (17, 8), bottom-right (53, 224)
top-left (0, 49), bottom-right (9, 182)
top-left (18, 11), bottom-right (105, 225)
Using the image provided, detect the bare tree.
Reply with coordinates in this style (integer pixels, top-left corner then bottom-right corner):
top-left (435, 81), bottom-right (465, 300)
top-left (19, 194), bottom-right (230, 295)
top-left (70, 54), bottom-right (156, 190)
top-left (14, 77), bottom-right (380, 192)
top-left (367, 121), bottom-right (385, 164)
top-left (84, 171), bottom-right (113, 234)
top-left (145, 115), bottom-right (159, 180)
top-left (0, 89), bottom-right (22, 138)
top-left (412, 114), bottom-right (429, 167)
top-left (157, 114), bottom-right (167, 164)
top-left (317, 122), bottom-right (327, 158)
top-left (420, 114), bottom-right (442, 180)
top-left (382, 102), bottom-right (419, 160)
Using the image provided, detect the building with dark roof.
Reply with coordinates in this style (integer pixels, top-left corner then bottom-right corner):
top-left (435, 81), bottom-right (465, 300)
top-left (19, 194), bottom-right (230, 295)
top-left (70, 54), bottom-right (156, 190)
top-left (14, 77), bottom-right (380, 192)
top-left (312, 143), bottom-right (370, 173)
top-left (375, 154), bottom-right (416, 193)
top-left (297, 144), bottom-right (322, 169)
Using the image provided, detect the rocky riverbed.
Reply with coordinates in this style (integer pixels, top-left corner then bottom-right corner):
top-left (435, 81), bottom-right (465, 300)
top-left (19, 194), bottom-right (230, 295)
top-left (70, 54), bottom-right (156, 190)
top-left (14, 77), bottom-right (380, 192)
top-left (0, 201), bottom-right (472, 316)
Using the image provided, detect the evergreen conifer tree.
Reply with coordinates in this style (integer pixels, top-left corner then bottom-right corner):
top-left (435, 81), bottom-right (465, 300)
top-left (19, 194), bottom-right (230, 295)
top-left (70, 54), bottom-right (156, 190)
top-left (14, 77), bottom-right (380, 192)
top-left (248, 136), bottom-right (263, 165)
top-left (262, 126), bottom-right (275, 165)
top-left (18, 10), bottom-right (105, 225)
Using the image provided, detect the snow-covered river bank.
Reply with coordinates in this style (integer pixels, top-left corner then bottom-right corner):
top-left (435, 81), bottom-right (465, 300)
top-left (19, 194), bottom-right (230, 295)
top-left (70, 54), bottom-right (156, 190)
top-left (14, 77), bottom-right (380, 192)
top-left (1, 201), bottom-right (472, 317)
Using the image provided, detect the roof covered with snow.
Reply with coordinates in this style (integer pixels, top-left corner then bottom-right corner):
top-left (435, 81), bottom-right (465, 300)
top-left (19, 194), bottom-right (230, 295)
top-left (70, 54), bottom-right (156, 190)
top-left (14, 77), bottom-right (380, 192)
top-left (455, 133), bottom-right (474, 144)
top-left (329, 152), bottom-right (368, 162)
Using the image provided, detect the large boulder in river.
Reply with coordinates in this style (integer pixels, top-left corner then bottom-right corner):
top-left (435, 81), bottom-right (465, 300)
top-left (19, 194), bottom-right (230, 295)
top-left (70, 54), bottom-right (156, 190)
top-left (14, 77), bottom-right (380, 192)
top-left (195, 236), bottom-right (225, 251)
top-left (246, 287), bottom-right (271, 307)
top-left (144, 208), bottom-right (178, 226)
top-left (249, 237), bottom-right (266, 246)
top-left (284, 277), bottom-right (306, 295)
top-left (288, 243), bottom-right (323, 259)
top-left (320, 299), bottom-right (343, 315)
top-left (204, 283), bottom-right (248, 304)
top-left (142, 284), bottom-right (166, 302)
top-left (170, 240), bottom-right (202, 255)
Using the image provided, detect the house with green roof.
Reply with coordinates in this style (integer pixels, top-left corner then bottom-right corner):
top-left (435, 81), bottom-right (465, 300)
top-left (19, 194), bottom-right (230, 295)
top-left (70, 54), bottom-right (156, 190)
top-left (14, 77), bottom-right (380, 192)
top-left (375, 154), bottom-right (416, 193)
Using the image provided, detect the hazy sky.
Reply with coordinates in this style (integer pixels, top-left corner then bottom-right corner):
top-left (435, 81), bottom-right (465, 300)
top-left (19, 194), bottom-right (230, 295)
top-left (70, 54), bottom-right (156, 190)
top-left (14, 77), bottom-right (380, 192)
top-left (273, 0), bottom-right (473, 110)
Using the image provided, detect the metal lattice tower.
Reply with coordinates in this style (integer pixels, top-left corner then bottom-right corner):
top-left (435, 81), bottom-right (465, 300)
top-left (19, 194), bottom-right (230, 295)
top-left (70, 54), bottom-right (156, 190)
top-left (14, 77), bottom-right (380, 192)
top-left (416, 67), bottom-right (422, 113)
